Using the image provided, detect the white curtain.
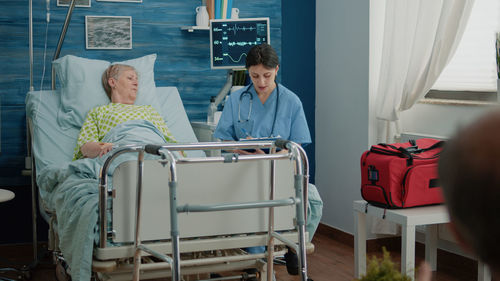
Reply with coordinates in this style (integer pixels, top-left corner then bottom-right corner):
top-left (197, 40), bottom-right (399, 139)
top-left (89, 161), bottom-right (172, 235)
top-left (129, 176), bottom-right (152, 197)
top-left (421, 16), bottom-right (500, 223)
top-left (374, 0), bottom-right (475, 142)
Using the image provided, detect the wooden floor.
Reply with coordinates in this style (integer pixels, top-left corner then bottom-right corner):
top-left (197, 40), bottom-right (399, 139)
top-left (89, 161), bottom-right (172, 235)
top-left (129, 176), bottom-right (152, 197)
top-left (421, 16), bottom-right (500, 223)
top-left (0, 224), bottom-right (480, 281)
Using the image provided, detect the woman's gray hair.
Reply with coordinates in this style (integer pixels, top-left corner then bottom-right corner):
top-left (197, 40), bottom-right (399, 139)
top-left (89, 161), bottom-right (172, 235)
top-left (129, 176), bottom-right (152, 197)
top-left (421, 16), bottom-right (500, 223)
top-left (101, 64), bottom-right (137, 99)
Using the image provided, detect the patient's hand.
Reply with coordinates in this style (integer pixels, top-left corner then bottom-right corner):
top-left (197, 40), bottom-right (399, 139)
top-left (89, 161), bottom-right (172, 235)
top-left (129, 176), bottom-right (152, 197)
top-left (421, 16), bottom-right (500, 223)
top-left (81, 142), bottom-right (113, 158)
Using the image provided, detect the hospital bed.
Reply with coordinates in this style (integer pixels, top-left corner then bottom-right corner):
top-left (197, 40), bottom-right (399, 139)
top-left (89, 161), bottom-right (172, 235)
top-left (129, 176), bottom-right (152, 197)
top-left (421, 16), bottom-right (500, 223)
top-left (26, 85), bottom-right (312, 281)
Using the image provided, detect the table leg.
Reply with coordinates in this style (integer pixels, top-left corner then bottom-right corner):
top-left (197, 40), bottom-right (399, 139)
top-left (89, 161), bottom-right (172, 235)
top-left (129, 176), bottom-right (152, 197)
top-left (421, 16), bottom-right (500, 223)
top-left (478, 261), bottom-right (491, 281)
top-left (401, 224), bottom-right (416, 279)
top-left (425, 224), bottom-right (438, 271)
top-left (354, 210), bottom-right (366, 278)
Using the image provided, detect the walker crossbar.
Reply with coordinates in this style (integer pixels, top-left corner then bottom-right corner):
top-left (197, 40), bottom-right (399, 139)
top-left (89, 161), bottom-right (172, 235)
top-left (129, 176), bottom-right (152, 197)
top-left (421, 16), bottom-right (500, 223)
top-left (177, 198), bottom-right (300, 213)
top-left (136, 245), bottom-right (173, 264)
top-left (271, 232), bottom-right (299, 253)
top-left (145, 140), bottom-right (280, 152)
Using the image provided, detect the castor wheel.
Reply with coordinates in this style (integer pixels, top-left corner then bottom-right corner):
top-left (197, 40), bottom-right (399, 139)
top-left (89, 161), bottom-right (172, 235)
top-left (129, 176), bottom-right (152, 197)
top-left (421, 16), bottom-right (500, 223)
top-left (284, 249), bottom-right (299, 275)
top-left (243, 268), bottom-right (258, 281)
top-left (19, 266), bottom-right (31, 280)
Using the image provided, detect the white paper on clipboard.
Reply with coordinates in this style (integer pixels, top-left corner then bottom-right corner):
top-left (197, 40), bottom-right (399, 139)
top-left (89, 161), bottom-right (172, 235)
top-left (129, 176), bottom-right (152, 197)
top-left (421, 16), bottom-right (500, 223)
top-left (239, 137), bottom-right (280, 142)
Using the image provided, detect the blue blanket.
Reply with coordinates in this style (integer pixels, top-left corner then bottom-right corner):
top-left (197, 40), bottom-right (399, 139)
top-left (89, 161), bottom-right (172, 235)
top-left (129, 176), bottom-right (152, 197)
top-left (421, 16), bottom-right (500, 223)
top-left (37, 120), bottom-right (168, 281)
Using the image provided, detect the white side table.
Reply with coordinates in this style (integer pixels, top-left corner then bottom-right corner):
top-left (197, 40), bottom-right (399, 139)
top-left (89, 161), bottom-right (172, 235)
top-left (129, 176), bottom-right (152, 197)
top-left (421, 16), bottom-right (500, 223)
top-left (353, 200), bottom-right (490, 281)
top-left (0, 189), bottom-right (14, 203)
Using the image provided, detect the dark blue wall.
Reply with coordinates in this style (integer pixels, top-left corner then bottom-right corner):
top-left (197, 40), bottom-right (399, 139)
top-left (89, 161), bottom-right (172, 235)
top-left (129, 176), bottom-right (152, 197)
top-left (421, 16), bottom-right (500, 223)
top-left (281, 0), bottom-right (315, 183)
top-left (0, 0), bottom-right (316, 244)
top-left (0, 0), bottom-right (282, 187)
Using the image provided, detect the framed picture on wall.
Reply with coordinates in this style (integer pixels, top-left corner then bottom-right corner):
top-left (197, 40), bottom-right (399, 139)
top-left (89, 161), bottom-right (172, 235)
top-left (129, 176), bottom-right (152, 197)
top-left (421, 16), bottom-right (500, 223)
top-left (85, 16), bottom-right (132, 50)
top-left (96, 0), bottom-right (142, 2)
top-left (57, 0), bottom-right (91, 7)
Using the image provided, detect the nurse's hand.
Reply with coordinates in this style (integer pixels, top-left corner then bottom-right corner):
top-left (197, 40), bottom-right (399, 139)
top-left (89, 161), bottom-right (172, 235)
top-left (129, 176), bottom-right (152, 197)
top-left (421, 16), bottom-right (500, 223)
top-left (239, 136), bottom-right (267, 154)
top-left (232, 149), bottom-right (266, 155)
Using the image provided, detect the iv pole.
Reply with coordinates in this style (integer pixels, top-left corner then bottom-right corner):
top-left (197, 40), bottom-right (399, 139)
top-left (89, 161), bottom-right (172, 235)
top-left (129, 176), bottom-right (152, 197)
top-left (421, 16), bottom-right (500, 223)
top-left (29, 0), bottom-right (34, 92)
top-left (52, 0), bottom-right (77, 89)
top-left (27, 0), bottom-right (77, 272)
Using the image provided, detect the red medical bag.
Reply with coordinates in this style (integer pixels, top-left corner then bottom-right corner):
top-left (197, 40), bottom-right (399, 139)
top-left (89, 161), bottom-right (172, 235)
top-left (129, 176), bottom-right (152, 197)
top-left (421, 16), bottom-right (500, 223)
top-left (360, 138), bottom-right (445, 208)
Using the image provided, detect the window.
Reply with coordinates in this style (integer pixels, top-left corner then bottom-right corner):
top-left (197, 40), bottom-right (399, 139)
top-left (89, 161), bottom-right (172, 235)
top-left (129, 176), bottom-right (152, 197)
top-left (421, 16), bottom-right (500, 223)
top-left (427, 0), bottom-right (500, 101)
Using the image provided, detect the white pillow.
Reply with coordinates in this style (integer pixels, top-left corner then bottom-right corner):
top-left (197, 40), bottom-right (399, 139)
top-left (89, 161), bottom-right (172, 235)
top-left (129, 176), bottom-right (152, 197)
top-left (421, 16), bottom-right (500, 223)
top-left (53, 54), bottom-right (159, 130)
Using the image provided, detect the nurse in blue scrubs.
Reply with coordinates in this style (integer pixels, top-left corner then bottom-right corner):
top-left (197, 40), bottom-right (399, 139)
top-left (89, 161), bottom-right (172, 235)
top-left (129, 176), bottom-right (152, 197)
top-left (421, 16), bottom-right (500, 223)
top-left (214, 43), bottom-right (322, 277)
top-left (214, 43), bottom-right (311, 151)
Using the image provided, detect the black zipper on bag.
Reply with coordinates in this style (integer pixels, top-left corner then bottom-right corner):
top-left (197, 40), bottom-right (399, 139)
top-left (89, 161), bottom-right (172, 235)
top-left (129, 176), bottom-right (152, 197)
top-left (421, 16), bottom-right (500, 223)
top-left (362, 184), bottom-right (394, 208)
top-left (400, 167), bottom-right (414, 208)
top-left (388, 192), bottom-right (402, 209)
top-left (370, 147), bottom-right (406, 157)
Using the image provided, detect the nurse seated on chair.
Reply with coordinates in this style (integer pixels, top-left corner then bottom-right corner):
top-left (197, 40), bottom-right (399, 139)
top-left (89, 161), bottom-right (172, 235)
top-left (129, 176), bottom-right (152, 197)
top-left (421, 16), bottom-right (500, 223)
top-left (213, 43), bottom-right (323, 276)
top-left (213, 43), bottom-right (311, 154)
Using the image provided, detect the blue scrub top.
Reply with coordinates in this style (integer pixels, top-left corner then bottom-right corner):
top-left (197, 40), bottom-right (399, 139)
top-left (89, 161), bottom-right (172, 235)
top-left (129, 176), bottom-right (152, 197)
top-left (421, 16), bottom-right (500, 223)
top-left (214, 83), bottom-right (311, 145)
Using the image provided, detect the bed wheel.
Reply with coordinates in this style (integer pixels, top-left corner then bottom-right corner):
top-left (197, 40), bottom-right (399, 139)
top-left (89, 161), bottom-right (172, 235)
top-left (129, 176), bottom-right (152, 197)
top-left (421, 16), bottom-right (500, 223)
top-left (54, 258), bottom-right (71, 281)
top-left (0, 265), bottom-right (31, 280)
top-left (242, 268), bottom-right (259, 281)
top-left (284, 249), bottom-right (299, 275)
top-left (20, 266), bottom-right (31, 280)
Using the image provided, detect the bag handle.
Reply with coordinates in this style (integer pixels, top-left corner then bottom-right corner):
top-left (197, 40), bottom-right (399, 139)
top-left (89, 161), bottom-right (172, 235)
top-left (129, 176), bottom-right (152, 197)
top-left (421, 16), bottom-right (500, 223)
top-left (418, 140), bottom-right (445, 153)
top-left (396, 147), bottom-right (414, 166)
top-left (377, 140), bottom-right (445, 165)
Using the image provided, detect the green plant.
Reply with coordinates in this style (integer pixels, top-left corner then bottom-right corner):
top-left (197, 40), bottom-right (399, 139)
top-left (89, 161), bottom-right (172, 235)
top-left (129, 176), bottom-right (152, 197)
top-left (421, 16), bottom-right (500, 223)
top-left (354, 247), bottom-right (413, 281)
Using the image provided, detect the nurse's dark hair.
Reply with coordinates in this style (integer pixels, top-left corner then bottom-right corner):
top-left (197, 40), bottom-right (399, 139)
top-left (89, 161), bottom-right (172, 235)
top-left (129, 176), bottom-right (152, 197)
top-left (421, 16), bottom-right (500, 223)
top-left (245, 43), bottom-right (280, 69)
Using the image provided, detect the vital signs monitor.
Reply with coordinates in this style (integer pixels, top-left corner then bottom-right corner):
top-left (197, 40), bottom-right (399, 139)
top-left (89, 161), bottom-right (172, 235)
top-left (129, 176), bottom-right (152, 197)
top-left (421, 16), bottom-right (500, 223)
top-left (210, 18), bottom-right (270, 69)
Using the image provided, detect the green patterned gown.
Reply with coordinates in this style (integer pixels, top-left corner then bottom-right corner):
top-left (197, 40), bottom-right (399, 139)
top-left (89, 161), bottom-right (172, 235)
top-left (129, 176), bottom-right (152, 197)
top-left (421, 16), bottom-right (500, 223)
top-left (73, 103), bottom-right (176, 160)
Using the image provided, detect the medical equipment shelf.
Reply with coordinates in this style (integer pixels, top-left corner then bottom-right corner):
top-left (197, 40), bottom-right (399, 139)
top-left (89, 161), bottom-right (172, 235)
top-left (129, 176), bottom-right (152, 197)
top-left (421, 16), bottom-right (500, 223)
top-left (180, 26), bottom-right (209, 32)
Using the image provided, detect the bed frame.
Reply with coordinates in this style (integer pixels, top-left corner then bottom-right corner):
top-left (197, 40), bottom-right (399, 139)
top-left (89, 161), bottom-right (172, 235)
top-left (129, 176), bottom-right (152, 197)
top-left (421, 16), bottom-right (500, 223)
top-left (27, 2), bottom-right (312, 279)
top-left (26, 88), bottom-right (313, 281)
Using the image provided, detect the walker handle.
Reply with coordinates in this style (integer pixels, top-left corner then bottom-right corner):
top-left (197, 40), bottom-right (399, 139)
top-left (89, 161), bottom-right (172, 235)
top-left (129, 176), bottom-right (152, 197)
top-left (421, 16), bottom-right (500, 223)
top-left (145, 144), bottom-right (162, 156)
top-left (275, 139), bottom-right (290, 150)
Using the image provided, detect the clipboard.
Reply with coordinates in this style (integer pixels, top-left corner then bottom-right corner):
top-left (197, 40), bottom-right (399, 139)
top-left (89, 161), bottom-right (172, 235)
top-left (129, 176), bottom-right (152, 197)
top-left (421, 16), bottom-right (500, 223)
top-left (239, 137), bottom-right (280, 142)
top-left (239, 137), bottom-right (281, 153)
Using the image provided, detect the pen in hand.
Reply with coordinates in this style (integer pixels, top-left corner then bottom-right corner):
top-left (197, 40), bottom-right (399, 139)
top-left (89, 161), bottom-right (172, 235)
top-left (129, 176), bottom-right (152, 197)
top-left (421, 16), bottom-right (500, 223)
top-left (240, 128), bottom-right (251, 138)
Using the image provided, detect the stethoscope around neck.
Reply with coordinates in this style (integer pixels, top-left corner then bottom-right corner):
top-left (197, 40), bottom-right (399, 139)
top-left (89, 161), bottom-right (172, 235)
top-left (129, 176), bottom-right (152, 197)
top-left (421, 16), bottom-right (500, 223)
top-left (237, 82), bottom-right (280, 138)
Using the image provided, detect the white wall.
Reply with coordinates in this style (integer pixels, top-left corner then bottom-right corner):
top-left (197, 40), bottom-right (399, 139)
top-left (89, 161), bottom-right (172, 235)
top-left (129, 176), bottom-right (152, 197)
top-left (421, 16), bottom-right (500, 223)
top-left (316, 0), bottom-right (369, 234)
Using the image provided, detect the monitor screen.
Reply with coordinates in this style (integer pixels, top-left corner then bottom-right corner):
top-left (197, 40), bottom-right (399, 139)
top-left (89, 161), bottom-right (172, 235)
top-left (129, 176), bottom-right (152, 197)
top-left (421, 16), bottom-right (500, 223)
top-left (210, 18), bottom-right (270, 70)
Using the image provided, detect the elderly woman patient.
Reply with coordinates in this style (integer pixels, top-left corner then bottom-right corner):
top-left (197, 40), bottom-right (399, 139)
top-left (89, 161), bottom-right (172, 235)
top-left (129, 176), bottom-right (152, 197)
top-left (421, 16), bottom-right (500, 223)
top-left (73, 64), bottom-right (178, 160)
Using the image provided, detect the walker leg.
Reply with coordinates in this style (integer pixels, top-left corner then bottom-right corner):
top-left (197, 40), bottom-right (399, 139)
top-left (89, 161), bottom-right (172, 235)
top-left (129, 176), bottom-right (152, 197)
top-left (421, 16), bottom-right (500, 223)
top-left (169, 181), bottom-right (181, 281)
